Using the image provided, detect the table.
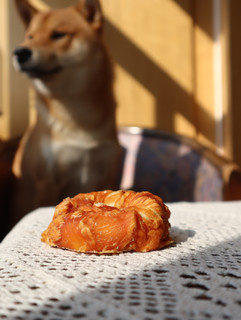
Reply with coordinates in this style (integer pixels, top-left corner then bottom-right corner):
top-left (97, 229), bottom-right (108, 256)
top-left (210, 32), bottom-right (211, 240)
top-left (0, 201), bottom-right (241, 320)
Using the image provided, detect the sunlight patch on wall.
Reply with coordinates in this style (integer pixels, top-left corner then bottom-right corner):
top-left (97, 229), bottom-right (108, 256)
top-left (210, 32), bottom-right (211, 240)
top-left (103, 0), bottom-right (194, 96)
top-left (174, 112), bottom-right (194, 137)
top-left (115, 65), bottom-right (156, 128)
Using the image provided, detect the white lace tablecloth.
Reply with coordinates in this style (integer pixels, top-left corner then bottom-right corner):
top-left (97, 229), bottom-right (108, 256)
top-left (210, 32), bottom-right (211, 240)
top-left (0, 201), bottom-right (241, 320)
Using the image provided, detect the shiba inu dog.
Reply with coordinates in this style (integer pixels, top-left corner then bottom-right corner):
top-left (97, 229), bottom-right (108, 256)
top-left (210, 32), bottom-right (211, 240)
top-left (12, 0), bottom-right (121, 218)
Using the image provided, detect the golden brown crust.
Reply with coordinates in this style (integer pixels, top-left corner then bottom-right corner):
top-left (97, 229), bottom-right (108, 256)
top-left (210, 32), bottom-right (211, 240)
top-left (41, 190), bottom-right (172, 253)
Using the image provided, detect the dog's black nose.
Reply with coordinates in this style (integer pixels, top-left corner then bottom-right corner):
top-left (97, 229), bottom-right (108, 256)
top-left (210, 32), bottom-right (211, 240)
top-left (13, 47), bottom-right (32, 64)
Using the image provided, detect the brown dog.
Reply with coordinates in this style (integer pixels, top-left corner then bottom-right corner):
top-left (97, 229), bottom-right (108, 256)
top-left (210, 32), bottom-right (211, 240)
top-left (12, 0), bottom-right (121, 219)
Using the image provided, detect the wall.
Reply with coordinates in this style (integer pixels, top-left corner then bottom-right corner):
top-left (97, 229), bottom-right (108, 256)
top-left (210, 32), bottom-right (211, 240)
top-left (102, 0), bottom-right (195, 138)
top-left (0, 0), bottom-right (29, 140)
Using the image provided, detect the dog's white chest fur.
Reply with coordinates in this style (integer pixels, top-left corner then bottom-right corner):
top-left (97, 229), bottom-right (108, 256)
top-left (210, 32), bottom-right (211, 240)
top-left (34, 79), bottom-right (51, 96)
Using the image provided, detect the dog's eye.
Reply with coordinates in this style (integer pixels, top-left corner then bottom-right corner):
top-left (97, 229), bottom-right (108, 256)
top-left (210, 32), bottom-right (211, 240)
top-left (51, 31), bottom-right (66, 40)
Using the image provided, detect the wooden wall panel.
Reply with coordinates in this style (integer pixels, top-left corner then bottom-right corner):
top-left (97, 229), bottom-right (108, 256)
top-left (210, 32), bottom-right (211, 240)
top-left (229, 0), bottom-right (241, 166)
top-left (101, 0), bottom-right (196, 137)
top-left (192, 1), bottom-right (216, 147)
top-left (0, 0), bottom-right (29, 140)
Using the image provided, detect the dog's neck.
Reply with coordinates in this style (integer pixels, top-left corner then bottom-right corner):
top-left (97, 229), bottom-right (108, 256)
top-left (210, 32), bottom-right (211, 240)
top-left (34, 86), bottom-right (116, 139)
top-left (31, 48), bottom-right (116, 140)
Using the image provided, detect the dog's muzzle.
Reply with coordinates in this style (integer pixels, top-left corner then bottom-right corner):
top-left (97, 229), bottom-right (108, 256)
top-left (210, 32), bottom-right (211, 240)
top-left (12, 47), bottom-right (62, 78)
top-left (13, 47), bottom-right (32, 65)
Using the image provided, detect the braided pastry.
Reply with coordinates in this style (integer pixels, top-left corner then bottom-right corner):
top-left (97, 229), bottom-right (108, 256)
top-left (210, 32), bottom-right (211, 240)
top-left (41, 190), bottom-right (172, 253)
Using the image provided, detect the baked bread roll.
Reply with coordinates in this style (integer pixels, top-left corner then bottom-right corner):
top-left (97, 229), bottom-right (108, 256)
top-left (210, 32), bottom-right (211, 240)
top-left (41, 190), bottom-right (172, 253)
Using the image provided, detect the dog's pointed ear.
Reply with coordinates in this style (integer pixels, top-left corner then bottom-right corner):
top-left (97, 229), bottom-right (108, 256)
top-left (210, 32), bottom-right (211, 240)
top-left (15, 0), bottom-right (39, 27)
top-left (76, 0), bottom-right (103, 33)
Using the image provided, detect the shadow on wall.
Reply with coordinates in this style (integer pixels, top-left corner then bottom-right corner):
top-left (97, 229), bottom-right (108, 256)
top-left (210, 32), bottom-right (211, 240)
top-left (104, 18), bottom-right (215, 139)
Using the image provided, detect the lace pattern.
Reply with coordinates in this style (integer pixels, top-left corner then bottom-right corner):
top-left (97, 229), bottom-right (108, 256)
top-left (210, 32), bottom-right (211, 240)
top-left (0, 202), bottom-right (241, 320)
